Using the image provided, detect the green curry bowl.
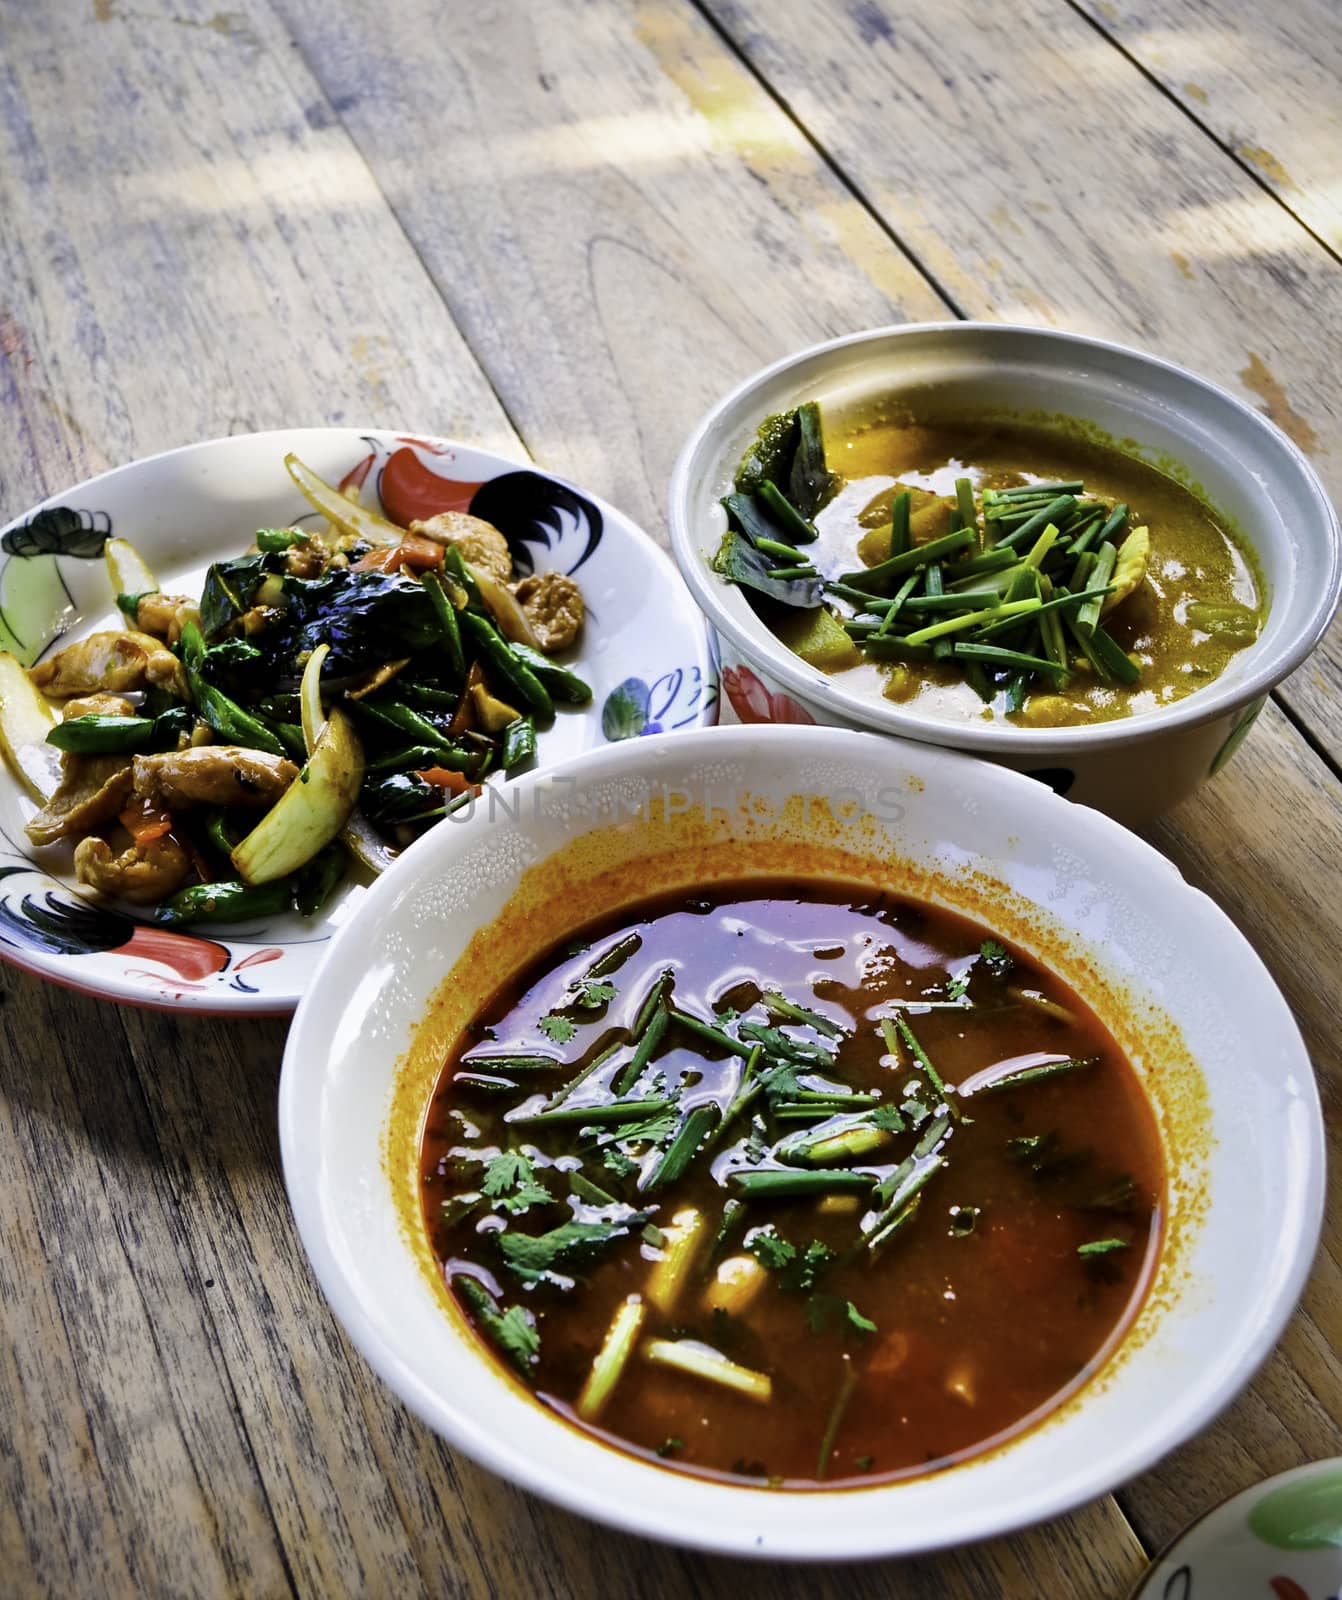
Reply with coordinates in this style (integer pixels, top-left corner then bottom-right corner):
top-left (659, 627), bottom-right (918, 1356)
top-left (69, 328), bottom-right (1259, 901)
top-left (668, 324), bottom-right (1341, 824)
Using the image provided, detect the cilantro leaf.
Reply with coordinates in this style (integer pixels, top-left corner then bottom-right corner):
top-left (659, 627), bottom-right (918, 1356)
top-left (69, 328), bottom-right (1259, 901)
top-left (656, 1436), bottom-right (684, 1458)
top-left (497, 1217), bottom-right (643, 1287)
top-left (747, 1230), bottom-right (835, 1292)
top-left (572, 977), bottom-right (617, 1010)
top-left (980, 939), bottom-right (1012, 980)
top-left (758, 1060), bottom-right (803, 1099)
top-left (745, 1226), bottom-right (796, 1271)
top-left (601, 1147), bottom-right (637, 1179)
top-left (945, 970), bottom-right (971, 1002)
top-left (869, 1105), bottom-right (906, 1132)
top-left (454, 1275), bottom-right (540, 1374)
top-left (845, 1301), bottom-right (877, 1335)
top-left (806, 1293), bottom-right (876, 1337)
top-left (538, 1014), bottom-right (577, 1044)
top-left (795, 1239), bottom-right (836, 1291)
top-left (481, 1151), bottom-right (552, 1215)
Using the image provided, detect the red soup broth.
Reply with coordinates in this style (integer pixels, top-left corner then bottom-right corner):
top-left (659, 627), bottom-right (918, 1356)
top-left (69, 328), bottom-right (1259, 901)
top-left (419, 882), bottom-right (1164, 1488)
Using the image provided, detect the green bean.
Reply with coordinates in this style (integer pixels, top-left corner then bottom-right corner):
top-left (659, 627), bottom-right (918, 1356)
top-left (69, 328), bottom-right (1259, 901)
top-left (46, 714), bottom-right (155, 755)
top-left (156, 879), bottom-right (291, 928)
top-left (255, 527), bottom-right (309, 552)
top-left (441, 544), bottom-right (485, 611)
top-left (367, 744), bottom-right (446, 773)
top-left (422, 570), bottom-right (466, 681)
top-left (506, 643), bottom-right (593, 706)
top-left (293, 842), bottom-right (347, 918)
top-left (203, 810), bottom-right (244, 858)
top-left (459, 611), bottom-right (555, 722)
top-left (502, 715), bottom-right (537, 773)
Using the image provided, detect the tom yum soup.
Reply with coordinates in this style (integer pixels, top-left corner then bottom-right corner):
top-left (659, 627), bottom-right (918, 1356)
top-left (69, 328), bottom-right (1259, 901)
top-left (712, 402), bottom-right (1263, 726)
top-left (420, 885), bottom-right (1165, 1487)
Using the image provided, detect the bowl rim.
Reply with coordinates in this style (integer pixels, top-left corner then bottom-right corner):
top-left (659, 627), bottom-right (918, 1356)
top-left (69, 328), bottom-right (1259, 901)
top-left (666, 321), bottom-right (1342, 753)
top-left (0, 425), bottom-right (718, 1013)
top-left (278, 722), bottom-right (1325, 1560)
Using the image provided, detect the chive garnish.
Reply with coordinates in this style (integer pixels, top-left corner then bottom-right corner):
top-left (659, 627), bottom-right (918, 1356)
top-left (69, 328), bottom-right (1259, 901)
top-left (979, 1056), bottom-right (1097, 1093)
top-left (730, 1168), bottom-right (875, 1200)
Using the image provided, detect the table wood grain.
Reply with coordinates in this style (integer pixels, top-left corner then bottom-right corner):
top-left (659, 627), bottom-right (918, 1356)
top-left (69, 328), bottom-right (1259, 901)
top-left (0, 0), bottom-right (1338, 1595)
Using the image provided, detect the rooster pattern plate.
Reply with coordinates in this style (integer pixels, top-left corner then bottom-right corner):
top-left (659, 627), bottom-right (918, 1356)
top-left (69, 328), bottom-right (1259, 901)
top-left (0, 430), bottom-right (716, 1011)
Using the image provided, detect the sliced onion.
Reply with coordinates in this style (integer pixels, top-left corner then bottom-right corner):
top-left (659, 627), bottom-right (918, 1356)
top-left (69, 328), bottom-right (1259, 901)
top-left (300, 643), bottom-right (330, 756)
top-left (475, 570), bottom-right (543, 650)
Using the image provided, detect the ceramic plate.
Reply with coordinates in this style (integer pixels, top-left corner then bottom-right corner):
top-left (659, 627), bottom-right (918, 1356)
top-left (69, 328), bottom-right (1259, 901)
top-left (1133, 1460), bottom-right (1342, 1600)
top-left (0, 430), bottom-right (717, 1011)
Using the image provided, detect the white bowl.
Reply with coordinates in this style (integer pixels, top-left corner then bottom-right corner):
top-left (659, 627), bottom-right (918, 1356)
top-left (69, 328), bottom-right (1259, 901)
top-left (667, 323), bottom-right (1342, 824)
top-left (0, 428), bottom-right (717, 1011)
top-left (280, 724), bottom-right (1323, 1560)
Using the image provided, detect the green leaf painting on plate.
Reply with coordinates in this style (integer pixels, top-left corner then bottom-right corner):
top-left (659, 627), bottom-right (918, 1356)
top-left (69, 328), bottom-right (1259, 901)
top-left (1247, 1466), bottom-right (1342, 1551)
top-left (0, 506), bottom-right (110, 666)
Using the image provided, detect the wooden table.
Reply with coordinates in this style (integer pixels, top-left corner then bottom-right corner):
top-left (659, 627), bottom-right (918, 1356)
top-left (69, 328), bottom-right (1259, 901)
top-left (2, 1), bottom-right (1339, 1594)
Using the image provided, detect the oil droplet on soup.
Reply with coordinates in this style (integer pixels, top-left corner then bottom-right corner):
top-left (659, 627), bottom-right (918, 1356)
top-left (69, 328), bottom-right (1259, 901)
top-left (420, 884), bottom-right (1164, 1488)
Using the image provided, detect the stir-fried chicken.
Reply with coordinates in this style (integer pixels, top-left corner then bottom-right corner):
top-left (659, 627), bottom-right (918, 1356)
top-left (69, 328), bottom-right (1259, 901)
top-left (134, 593), bottom-right (200, 646)
top-left (511, 571), bottom-right (584, 652)
top-left (410, 512), bottom-right (513, 583)
top-left (25, 755), bottom-right (135, 846)
top-left (31, 629), bottom-right (188, 699)
top-left (131, 747), bottom-right (297, 810)
top-left (74, 834), bottom-right (191, 904)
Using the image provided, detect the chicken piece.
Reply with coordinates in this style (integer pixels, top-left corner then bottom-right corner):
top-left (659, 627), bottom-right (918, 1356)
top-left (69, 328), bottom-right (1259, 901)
top-left (74, 833), bottom-right (191, 904)
top-left (24, 754), bottom-right (136, 846)
top-left (511, 571), bottom-right (584, 653)
top-left (63, 693), bottom-right (136, 720)
top-left (29, 629), bottom-right (188, 700)
top-left (284, 539), bottom-right (326, 580)
top-left (31, 632), bottom-right (151, 698)
top-left (134, 593), bottom-right (200, 646)
top-left (131, 747), bottom-right (298, 810)
top-left (409, 512), bottom-right (513, 583)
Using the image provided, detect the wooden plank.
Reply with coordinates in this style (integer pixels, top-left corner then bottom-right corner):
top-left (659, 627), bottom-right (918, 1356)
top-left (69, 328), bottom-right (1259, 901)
top-left (1073, 0), bottom-right (1342, 252)
top-left (695, 0), bottom-right (1342, 765)
top-left (0, 978), bottom-right (289, 1597)
top-left (264, 0), bottom-right (947, 544)
top-left (0, 0), bottom-right (518, 523)
top-left (1111, 698), bottom-right (1342, 1548)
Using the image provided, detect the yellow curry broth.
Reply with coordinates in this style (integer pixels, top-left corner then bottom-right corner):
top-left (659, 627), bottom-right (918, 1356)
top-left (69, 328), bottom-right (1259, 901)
top-left (800, 415), bottom-right (1263, 727)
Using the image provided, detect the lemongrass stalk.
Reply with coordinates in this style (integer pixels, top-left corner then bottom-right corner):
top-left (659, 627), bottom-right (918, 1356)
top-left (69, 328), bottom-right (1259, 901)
top-left (576, 1295), bottom-right (646, 1420)
top-left (701, 1253), bottom-right (769, 1317)
top-left (644, 1209), bottom-right (707, 1315)
top-left (641, 1339), bottom-right (772, 1403)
